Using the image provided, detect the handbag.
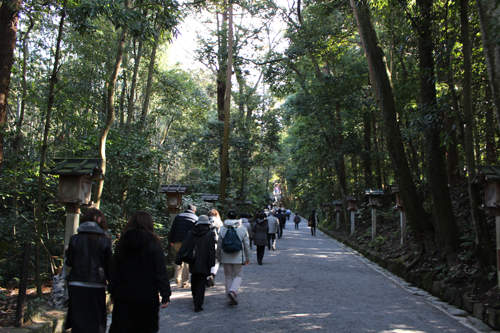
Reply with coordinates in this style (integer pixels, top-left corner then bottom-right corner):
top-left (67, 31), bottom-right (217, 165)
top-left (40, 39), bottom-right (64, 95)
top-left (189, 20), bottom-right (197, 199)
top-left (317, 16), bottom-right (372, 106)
top-left (308, 220), bottom-right (313, 227)
top-left (178, 246), bottom-right (197, 265)
top-left (51, 259), bottom-right (68, 308)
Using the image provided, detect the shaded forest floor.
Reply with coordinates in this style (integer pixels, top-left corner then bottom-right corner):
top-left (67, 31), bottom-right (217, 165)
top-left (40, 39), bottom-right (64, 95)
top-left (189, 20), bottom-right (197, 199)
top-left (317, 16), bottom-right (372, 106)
top-left (323, 176), bottom-right (500, 323)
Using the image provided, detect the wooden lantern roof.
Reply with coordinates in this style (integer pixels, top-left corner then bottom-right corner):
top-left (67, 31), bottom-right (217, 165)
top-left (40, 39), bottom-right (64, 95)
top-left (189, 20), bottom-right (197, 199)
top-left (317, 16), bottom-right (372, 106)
top-left (160, 184), bottom-right (189, 194)
top-left (201, 194), bottom-right (220, 202)
top-left (44, 158), bottom-right (104, 179)
top-left (473, 165), bottom-right (500, 184)
top-left (364, 188), bottom-right (384, 196)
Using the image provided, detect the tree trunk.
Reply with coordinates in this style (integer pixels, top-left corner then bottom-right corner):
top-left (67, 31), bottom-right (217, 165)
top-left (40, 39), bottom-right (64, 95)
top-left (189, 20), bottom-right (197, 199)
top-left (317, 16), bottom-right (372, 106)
top-left (350, 0), bottom-right (435, 252)
top-left (140, 32), bottom-right (159, 130)
top-left (417, 0), bottom-right (460, 263)
top-left (460, 0), bottom-right (495, 267)
top-left (476, 0), bottom-right (500, 131)
top-left (484, 80), bottom-right (496, 164)
top-left (127, 38), bottom-right (142, 126)
top-left (219, 1), bottom-right (233, 203)
top-left (12, 16), bottom-right (33, 210)
top-left (0, 0), bottom-right (21, 170)
top-left (94, 15), bottom-right (128, 208)
top-left (363, 110), bottom-right (372, 187)
top-left (36, 0), bottom-right (66, 297)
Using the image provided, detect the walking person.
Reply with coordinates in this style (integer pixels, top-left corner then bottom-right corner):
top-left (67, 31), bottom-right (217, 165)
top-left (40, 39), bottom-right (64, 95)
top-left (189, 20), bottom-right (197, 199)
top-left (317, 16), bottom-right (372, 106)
top-left (309, 210), bottom-right (318, 236)
top-left (217, 210), bottom-right (251, 306)
top-left (252, 213), bottom-right (269, 265)
top-left (276, 209), bottom-right (286, 238)
top-left (65, 208), bottom-right (112, 333)
top-left (169, 204), bottom-right (198, 288)
top-left (294, 214), bottom-right (301, 229)
top-left (207, 209), bottom-right (223, 287)
top-left (267, 211), bottom-right (279, 250)
top-left (176, 215), bottom-right (216, 312)
top-left (240, 213), bottom-right (254, 249)
top-left (108, 211), bottom-right (171, 333)
top-left (286, 209), bottom-right (291, 221)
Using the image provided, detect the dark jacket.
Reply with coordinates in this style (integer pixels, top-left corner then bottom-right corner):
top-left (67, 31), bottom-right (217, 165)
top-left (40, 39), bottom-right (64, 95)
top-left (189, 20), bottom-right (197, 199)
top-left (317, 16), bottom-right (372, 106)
top-left (66, 221), bottom-right (112, 285)
top-left (252, 219), bottom-right (269, 246)
top-left (168, 209), bottom-right (198, 243)
top-left (176, 224), bottom-right (216, 276)
top-left (276, 213), bottom-right (286, 228)
top-left (108, 229), bottom-right (171, 303)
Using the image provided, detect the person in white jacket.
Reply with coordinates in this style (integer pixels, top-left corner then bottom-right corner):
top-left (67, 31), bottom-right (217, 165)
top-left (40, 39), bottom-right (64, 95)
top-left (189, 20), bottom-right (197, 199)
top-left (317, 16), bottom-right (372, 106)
top-left (217, 210), bottom-right (251, 306)
top-left (207, 209), bottom-right (223, 287)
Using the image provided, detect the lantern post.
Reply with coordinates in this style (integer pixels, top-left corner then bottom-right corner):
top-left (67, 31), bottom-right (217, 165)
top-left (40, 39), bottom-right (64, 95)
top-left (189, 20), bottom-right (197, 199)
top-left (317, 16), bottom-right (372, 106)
top-left (322, 202), bottom-right (331, 225)
top-left (390, 185), bottom-right (406, 246)
top-left (45, 158), bottom-right (104, 249)
top-left (333, 201), bottom-right (343, 230)
top-left (160, 185), bottom-right (189, 221)
top-left (346, 197), bottom-right (358, 235)
top-left (365, 189), bottom-right (384, 240)
top-left (473, 165), bottom-right (500, 288)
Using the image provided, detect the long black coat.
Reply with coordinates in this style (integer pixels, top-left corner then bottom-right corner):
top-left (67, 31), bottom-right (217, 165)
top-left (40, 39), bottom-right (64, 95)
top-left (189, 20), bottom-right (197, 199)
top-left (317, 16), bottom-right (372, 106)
top-left (177, 224), bottom-right (216, 276)
top-left (109, 229), bottom-right (171, 333)
top-left (252, 219), bottom-right (269, 246)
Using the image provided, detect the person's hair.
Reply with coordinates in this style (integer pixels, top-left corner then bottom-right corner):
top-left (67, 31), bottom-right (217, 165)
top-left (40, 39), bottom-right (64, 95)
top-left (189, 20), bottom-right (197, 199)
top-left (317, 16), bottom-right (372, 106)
top-left (187, 204), bottom-right (197, 212)
top-left (258, 212), bottom-right (266, 219)
top-left (116, 211), bottom-right (159, 256)
top-left (208, 209), bottom-right (220, 219)
top-left (227, 209), bottom-right (238, 219)
top-left (81, 208), bottom-right (108, 231)
top-left (277, 209), bottom-right (282, 213)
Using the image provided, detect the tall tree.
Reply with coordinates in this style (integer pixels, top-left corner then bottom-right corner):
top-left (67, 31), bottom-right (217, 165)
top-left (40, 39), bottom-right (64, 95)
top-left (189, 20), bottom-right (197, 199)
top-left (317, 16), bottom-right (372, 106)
top-left (219, 0), bottom-right (233, 203)
top-left (416, 0), bottom-right (460, 263)
top-left (460, 0), bottom-right (494, 267)
top-left (350, 0), bottom-right (435, 257)
top-left (0, 0), bottom-right (21, 170)
top-left (36, 0), bottom-right (67, 296)
top-left (476, 0), bottom-right (500, 130)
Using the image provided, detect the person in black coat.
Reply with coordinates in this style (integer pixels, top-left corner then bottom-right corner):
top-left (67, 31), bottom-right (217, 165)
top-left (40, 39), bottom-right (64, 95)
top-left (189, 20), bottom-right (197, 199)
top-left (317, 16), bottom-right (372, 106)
top-left (109, 211), bottom-right (171, 333)
top-left (65, 208), bottom-right (112, 333)
top-left (276, 209), bottom-right (287, 239)
top-left (169, 204), bottom-right (198, 287)
top-left (176, 215), bottom-right (216, 312)
top-left (251, 213), bottom-right (269, 265)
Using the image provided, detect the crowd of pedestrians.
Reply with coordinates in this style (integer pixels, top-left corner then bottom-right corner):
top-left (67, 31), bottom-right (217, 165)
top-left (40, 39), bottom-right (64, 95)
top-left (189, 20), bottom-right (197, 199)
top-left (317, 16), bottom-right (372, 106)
top-left (62, 203), bottom-right (319, 332)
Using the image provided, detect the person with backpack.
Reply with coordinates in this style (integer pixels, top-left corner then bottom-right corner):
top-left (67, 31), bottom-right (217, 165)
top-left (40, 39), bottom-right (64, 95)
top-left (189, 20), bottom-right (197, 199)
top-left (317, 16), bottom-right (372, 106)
top-left (217, 209), bottom-right (251, 306)
top-left (175, 215), bottom-right (216, 312)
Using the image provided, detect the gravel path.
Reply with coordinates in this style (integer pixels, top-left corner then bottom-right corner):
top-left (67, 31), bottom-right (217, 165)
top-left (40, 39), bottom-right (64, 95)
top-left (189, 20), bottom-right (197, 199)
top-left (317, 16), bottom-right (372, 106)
top-left (158, 213), bottom-right (476, 333)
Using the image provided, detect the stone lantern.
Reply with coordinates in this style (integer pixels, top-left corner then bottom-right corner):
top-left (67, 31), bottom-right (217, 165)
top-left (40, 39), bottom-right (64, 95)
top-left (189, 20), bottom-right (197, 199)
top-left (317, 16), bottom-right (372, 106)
top-left (202, 194), bottom-right (220, 207)
top-left (365, 189), bottom-right (384, 240)
top-left (346, 196), bottom-right (358, 235)
top-left (322, 202), bottom-right (331, 225)
top-left (160, 184), bottom-right (189, 218)
top-left (473, 165), bottom-right (500, 288)
top-left (390, 185), bottom-right (407, 246)
top-left (333, 201), bottom-right (343, 230)
top-left (45, 158), bottom-right (104, 248)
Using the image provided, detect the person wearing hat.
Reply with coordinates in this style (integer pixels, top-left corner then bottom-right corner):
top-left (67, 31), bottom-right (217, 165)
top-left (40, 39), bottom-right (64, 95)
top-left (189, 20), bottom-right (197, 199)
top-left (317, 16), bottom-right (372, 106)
top-left (169, 204), bottom-right (198, 288)
top-left (176, 215), bottom-right (216, 312)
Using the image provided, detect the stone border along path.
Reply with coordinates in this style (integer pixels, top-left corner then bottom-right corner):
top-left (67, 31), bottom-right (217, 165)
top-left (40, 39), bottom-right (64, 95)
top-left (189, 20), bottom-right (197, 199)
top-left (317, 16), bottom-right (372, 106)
top-left (155, 212), bottom-right (493, 333)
